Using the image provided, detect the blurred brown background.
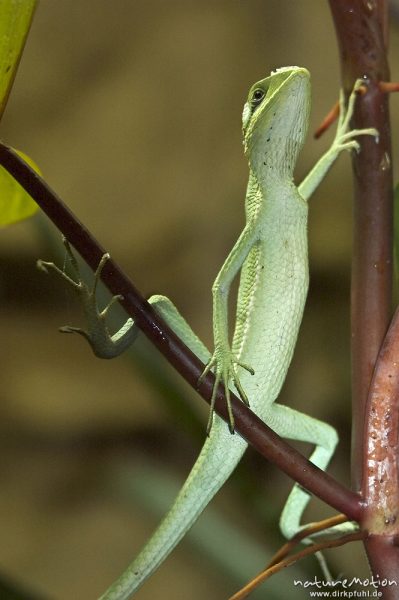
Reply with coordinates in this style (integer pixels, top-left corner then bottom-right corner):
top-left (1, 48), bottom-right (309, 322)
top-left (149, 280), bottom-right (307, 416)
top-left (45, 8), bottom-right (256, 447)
top-left (0, 1), bottom-right (398, 599)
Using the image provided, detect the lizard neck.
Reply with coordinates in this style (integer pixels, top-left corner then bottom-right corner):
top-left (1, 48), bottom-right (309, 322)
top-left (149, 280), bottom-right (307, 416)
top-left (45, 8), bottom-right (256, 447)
top-left (245, 168), bottom-right (306, 224)
top-left (254, 147), bottom-right (295, 183)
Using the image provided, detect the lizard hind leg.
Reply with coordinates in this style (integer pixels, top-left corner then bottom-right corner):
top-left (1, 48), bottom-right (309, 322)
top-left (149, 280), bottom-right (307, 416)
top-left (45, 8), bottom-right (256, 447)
top-left (36, 236), bottom-right (81, 290)
top-left (37, 239), bottom-right (135, 358)
top-left (269, 403), bottom-right (355, 580)
top-left (268, 403), bottom-right (356, 542)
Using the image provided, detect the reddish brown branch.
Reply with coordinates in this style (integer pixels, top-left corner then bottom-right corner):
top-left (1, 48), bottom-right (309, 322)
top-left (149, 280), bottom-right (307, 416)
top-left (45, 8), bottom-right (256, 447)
top-left (328, 0), bottom-right (393, 492)
top-left (0, 142), bottom-right (361, 520)
top-left (362, 536), bottom-right (399, 600)
top-left (329, 0), bottom-right (395, 594)
top-left (314, 100), bottom-right (340, 139)
top-left (361, 306), bottom-right (399, 595)
top-left (362, 305), bottom-right (399, 535)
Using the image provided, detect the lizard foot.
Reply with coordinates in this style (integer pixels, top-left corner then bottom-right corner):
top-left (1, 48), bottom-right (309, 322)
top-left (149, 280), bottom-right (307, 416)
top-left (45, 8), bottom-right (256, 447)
top-left (37, 238), bottom-right (133, 358)
top-left (333, 80), bottom-right (378, 151)
top-left (198, 352), bottom-right (254, 434)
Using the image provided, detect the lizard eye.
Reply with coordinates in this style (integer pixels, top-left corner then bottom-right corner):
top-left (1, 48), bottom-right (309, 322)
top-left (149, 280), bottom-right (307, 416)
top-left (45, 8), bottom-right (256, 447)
top-left (251, 88), bottom-right (265, 107)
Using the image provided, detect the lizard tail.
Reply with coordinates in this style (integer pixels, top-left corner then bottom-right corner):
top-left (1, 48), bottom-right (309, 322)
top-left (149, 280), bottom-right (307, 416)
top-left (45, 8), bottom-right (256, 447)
top-left (99, 421), bottom-right (247, 600)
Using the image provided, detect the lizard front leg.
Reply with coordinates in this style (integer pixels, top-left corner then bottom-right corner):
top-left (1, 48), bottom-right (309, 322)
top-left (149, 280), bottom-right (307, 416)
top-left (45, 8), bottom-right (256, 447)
top-left (299, 79), bottom-right (378, 201)
top-left (199, 222), bottom-right (258, 433)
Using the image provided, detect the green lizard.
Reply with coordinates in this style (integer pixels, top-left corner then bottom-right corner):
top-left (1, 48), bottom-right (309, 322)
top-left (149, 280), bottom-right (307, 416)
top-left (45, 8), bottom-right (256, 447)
top-left (38, 67), bottom-right (377, 599)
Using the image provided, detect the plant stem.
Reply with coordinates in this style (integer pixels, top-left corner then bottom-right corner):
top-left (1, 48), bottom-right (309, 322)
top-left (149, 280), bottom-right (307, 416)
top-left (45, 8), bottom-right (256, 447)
top-left (0, 142), bottom-right (361, 520)
top-left (362, 306), bottom-right (399, 593)
top-left (328, 0), bottom-right (393, 494)
top-left (329, 0), bottom-right (397, 593)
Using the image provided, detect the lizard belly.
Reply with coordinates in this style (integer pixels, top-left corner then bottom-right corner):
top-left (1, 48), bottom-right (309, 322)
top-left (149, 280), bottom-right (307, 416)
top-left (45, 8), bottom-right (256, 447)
top-left (232, 212), bottom-right (308, 418)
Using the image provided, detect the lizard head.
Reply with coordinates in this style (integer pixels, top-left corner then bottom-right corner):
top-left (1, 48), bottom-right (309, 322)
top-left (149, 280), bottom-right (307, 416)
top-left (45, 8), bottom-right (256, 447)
top-left (242, 67), bottom-right (310, 177)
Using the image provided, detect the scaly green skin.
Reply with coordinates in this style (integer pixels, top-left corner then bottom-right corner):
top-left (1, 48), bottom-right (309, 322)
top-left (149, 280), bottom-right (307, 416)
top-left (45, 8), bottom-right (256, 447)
top-left (38, 67), bottom-right (377, 599)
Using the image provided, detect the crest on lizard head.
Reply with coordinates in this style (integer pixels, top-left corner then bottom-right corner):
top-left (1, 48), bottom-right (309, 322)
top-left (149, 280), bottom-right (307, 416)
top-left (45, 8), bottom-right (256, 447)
top-left (242, 67), bottom-right (311, 176)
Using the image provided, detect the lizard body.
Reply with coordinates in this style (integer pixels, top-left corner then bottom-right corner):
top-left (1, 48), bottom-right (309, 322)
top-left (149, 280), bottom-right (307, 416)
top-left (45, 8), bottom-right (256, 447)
top-left (38, 67), bottom-right (377, 599)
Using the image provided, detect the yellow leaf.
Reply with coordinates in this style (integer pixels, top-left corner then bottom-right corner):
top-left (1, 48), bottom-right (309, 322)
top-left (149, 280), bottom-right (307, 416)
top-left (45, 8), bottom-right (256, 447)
top-left (0, 148), bottom-right (40, 226)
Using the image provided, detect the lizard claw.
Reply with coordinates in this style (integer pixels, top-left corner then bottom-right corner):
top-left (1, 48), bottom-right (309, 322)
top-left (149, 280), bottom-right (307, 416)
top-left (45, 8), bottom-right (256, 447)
top-left (332, 82), bottom-right (379, 152)
top-left (198, 351), bottom-right (254, 434)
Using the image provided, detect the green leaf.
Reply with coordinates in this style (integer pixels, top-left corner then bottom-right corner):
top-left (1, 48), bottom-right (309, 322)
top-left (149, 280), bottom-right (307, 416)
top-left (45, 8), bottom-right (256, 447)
top-left (0, 0), bottom-right (36, 120)
top-left (0, 0), bottom-right (38, 225)
top-left (0, 148), bottom-right (40, 226)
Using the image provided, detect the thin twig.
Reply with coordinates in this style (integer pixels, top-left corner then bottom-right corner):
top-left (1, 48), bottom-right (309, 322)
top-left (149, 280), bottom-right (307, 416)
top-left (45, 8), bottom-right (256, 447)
top-left (229, 530), bottom-right (366, 600)
top-left (266, 514), bottom-right (348, 568)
